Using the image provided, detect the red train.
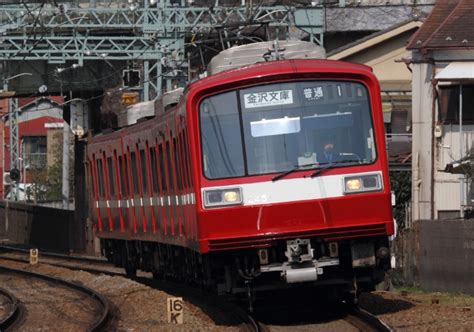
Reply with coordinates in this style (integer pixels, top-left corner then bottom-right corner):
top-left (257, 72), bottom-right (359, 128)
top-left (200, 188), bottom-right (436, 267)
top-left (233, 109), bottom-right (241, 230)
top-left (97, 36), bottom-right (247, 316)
top-left (86, 42), bottom-right (394, 301)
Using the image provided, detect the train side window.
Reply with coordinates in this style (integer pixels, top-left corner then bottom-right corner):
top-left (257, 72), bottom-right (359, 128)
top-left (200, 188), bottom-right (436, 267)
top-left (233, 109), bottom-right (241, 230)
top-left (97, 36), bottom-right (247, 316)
top-left (88, 158), bottom-right (96, 198)
top-left (140, 149), bottom-right (148, 194)
top-left (158, 143), bottom-right (167, 192)
top-left (149, 146), bottom-right (159, 193)
top-left (124, 153), bottom-right (130, 196)
top-left (118, 155), bottom-right (126, 196)
top-left (130, 151), bottom-right (139, 194)
top-left (183, 130), bottom-right (192, 187)
top-left (166, 140), bottom-right (174, 194)
top-left (96, 158), bottom-right (105, 197)
top-left (173, 138), bottom-right (182, 190)
top-left (107, 156), bottom-right (115, 196)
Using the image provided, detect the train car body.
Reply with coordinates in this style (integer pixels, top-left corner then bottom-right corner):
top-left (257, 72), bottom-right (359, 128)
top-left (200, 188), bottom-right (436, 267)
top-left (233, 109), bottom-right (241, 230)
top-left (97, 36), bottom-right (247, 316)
top-left (87, 45), bottom-right (393, 298)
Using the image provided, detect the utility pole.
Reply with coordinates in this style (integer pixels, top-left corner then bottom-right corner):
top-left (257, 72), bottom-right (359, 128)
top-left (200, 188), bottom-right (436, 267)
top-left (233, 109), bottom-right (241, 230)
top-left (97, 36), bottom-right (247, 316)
top-left (58, 73), bottom-right (70, 210)
top-left (2, 72), bottom-right (32, 200)
top-left (8, 97), bottom-right (19, 200)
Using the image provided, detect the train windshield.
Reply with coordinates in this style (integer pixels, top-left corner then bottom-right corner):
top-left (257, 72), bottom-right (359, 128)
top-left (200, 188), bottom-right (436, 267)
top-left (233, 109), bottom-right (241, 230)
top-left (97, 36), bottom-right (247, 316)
top-left (199, 81), bottom-right (376, 179)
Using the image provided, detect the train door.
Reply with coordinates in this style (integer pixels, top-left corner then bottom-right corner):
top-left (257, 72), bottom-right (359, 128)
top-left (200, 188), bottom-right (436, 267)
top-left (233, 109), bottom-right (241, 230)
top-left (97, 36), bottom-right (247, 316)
top-left (158, 133), bottom-right (173, 236)
top-left (170, 134), bottom-right (183, 236)
top-left (89, 153), bottom-right (104, 232)
top-left (94, 153), bottom-right (110, 231)
top-left (181, 125), bottom-right (196, 241)
top-left (113, 149), bottom-right (126, 232)
top-left (120, 139), bottom-right (133, 234)
top-left (101, 151), bottom-right (114, 232)
top-left (145, 140), bottom-right (158, 234)
top-left (105, 153), bottom-right (120, 231)
top-left (126, 145), bottom-right (139, 234)
top-left (137, 143), bottom-right (149, 234)
top-left (165, 131), bottom-right (179, 236)
top-left (154, 137), bottom-right (167, 236)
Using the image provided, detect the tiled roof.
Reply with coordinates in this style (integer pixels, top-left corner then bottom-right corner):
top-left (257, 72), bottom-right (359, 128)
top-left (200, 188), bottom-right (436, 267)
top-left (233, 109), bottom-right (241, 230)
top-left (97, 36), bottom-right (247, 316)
top-left (407, 0), bottom-right (474, 50)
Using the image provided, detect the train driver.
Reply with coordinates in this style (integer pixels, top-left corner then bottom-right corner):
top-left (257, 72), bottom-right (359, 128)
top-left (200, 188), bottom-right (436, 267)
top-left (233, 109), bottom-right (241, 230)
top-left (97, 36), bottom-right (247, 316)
top-left (318, 136), bottom-right (341, 164)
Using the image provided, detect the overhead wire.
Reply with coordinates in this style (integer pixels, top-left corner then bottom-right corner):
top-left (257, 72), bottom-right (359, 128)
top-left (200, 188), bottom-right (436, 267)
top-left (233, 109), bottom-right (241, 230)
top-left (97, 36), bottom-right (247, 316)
top-left (3, 1), bottom-right (297, 100)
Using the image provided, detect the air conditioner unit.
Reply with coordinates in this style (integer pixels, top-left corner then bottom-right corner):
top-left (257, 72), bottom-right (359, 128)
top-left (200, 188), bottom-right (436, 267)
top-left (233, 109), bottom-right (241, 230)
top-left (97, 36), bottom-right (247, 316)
top-left (3, 173), bottom-right (12, 185)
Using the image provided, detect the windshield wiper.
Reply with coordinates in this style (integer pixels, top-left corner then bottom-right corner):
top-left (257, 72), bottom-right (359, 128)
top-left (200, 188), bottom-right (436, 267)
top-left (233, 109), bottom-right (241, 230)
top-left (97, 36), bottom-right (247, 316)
top-left (272, 163), bottom-right (319, 182)
top-left (309, 159), bottom-right (360, 178)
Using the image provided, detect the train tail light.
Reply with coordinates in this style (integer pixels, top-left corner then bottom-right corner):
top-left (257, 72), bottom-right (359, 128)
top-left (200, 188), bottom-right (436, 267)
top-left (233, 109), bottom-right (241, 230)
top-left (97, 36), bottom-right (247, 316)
top-left (203, 187), bottom-right (243, 208)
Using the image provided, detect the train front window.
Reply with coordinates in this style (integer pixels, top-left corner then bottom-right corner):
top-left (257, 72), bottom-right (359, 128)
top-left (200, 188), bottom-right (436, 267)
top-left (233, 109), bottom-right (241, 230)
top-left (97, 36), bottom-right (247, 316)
top-left (200, 81), bottom-right (376, 179)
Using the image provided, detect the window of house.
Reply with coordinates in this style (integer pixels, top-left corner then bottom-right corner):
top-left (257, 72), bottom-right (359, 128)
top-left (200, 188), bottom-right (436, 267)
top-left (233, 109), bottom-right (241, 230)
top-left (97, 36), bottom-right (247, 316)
top-left (23, 136), bottom-right (47, 169)
top-left (439, 85), bottom-right (474, 124)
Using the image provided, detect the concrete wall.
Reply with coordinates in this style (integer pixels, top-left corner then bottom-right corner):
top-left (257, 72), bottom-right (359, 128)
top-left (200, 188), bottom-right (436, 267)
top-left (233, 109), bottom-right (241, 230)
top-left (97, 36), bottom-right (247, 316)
top-left (392, 219), bottom-right (474, 295)
top-left (0, 200), bottom-right (74, 252)
top-left (419, 219), bottom-right (474, 295)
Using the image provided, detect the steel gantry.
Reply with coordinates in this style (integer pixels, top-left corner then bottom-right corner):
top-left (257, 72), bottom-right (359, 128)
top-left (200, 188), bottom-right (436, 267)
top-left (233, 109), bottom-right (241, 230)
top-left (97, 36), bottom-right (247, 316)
top-left (0, 1), bottom-right (324, 202)
top-left (0, 2), bottom-right (324, 99)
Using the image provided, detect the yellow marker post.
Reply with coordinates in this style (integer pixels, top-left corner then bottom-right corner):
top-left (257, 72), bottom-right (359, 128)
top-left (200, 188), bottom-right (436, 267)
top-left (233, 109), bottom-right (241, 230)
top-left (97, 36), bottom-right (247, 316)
top-left (29, 249), bottom-right (39, 265)
top-left (167, 297), bottom-right (183, 324)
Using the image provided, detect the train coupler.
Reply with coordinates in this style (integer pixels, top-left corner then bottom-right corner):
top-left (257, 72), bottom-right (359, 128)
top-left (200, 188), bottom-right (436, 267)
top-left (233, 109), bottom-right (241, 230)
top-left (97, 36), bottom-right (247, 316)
top-left (260, 238), bottom-right (340, 283)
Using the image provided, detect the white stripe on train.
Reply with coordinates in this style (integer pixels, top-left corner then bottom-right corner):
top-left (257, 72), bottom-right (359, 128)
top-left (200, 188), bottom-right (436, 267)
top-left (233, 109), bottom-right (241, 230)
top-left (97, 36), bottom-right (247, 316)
top-left (201, 171), bottom-right (383, 207)
top-left (95, 171), bottom-right (382, 209)
top-left (95, 193), bottom-right (197, 209)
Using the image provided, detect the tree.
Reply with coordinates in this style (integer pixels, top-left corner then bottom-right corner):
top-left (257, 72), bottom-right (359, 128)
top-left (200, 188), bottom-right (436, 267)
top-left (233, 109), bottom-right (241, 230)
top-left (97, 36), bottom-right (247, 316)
top-left (25, 130), bottom-right (74, 203)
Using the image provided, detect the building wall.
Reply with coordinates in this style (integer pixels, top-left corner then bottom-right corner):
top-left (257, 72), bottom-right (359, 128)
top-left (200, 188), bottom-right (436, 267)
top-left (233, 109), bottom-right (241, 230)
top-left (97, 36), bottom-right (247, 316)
top-left (411, 49), bottom-right (474, 220)
top-left (337, 31), bottom-right (414, 85)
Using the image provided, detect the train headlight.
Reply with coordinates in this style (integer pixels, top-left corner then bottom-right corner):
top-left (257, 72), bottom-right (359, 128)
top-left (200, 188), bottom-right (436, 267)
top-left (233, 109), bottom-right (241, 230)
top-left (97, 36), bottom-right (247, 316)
top-left (203, 188), bottom-right (243, 207)
top-left (344, 174), bottom-right (382, 194)
top-left (345, 178), bottom-right (361, 191)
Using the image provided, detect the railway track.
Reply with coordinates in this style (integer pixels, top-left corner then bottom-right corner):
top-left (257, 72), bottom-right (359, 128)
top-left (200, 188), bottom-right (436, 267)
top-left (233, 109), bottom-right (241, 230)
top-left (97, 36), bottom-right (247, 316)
top-left (0, 287), bottom-right (24, 331)
top-left (0, 245), bottom-right (122, 277)
top-left (0, 244), bottom-right (108, 264)
top-left (0, 247), bottom-right (262, 331)
top-left (252, 290), bottom-right (392, 332)
top-left (0, 263), bottom-right (111, 331)
top-left (135, 276), bottom-right (267, 332)
top-left (0, 245), bottom-right (390, 331)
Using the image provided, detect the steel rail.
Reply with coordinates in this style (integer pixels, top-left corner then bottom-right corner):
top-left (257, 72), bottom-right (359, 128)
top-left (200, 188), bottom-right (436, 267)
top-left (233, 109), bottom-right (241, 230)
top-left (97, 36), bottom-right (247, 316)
top-left (0, 287), bottom-right (24, 331)
top-left (0, 265), bottom-right (111, 332)
top-left (0, 244), bottom-right (108, 264)
top-left (134, 276), bottom-right (264, 332)
top-left (0, 255), bottom-right (122, 277)
top-left (0, 254), bottom-right (262, 331)
top-left (345, 306), bottom-right (392, 332)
